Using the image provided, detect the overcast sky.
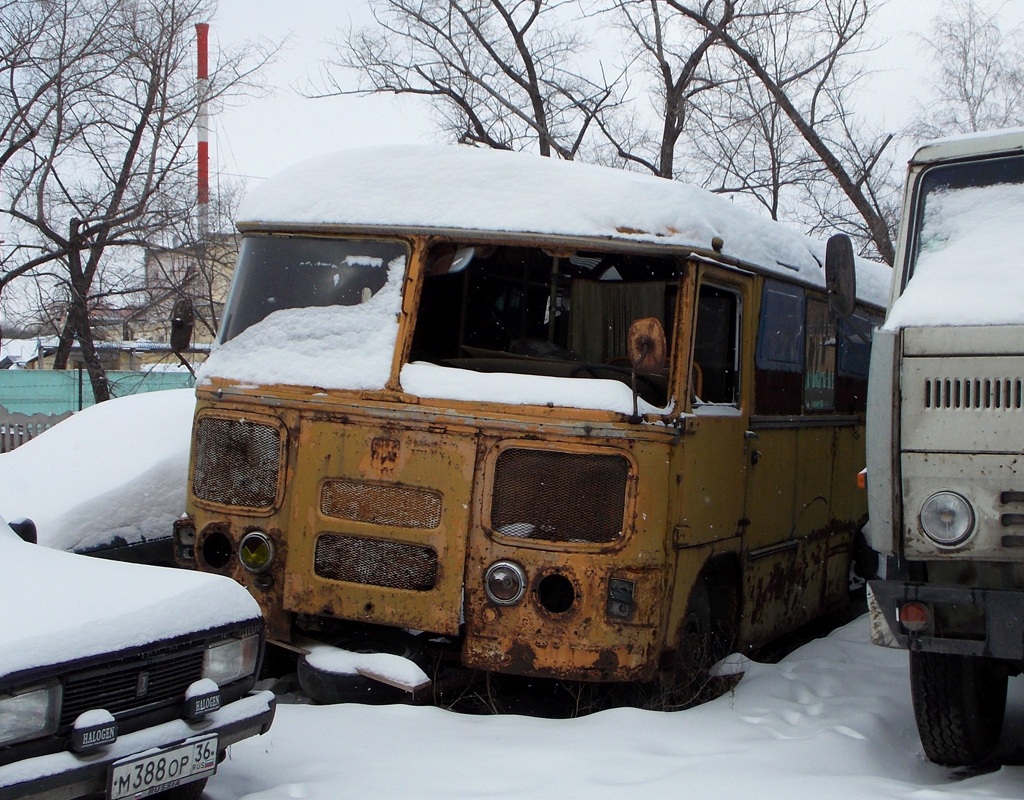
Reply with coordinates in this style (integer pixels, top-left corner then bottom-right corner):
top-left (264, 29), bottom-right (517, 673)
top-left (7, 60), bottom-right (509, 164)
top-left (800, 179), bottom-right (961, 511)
top-left (205, 1), bottom-right (1023, 190)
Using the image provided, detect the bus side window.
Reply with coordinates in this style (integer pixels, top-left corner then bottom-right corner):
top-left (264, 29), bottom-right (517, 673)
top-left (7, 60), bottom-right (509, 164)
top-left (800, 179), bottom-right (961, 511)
top-left (693, 284), bottom-right (740, 405)
top-left (835, 308), bottom-right (882, 413)
top-left (755, 280), bottom-right (805, 415)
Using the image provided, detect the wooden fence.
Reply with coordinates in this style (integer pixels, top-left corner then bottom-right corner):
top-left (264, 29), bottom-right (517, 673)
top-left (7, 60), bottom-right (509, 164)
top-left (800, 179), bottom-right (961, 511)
top-left (0, 410), bottom-right (73, 453)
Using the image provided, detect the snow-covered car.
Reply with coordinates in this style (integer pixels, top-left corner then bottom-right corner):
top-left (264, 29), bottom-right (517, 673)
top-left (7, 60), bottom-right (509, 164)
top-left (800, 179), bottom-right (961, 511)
top-left (0, 515), bottom-right (275, 800)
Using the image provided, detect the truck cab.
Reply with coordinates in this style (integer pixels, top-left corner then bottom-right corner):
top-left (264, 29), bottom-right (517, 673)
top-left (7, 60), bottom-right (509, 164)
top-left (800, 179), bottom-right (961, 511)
top-left (866, 127), bottom-right (1024, 767)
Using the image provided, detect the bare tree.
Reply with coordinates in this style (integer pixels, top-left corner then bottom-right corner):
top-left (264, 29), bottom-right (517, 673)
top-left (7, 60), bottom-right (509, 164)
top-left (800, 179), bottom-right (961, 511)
top-left (595, 0), bottom-right (723, 178)
top-left (0, 0), bottom-right (273, 401)
top-left (909, 0), bottom-right (1024, 140)
top-left (318, 0), bottom-right (621, 159)
top-left (664, 0), bottom-right (897, 263)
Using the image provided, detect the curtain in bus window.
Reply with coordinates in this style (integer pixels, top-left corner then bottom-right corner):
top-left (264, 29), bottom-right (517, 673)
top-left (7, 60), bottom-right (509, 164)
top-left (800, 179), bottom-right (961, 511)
top-left (804, 298), bottom-right (836, 412)
top-left (569, 281), bottom-right (665, 364)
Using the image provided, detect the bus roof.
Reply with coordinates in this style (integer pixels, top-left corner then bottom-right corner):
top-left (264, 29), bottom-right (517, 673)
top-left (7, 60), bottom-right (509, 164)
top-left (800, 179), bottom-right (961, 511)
top-left (237, 145), bottom-right (890, 308)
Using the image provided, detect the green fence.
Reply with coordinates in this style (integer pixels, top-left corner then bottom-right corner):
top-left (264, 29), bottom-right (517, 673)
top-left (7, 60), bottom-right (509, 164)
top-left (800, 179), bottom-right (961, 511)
top-left (0, 369), bottom-right (194, 416)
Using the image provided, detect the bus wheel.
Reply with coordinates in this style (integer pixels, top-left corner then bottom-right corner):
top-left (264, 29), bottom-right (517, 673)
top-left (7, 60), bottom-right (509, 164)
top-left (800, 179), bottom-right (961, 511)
top-left (658, 578), bottom-right (714, 708)
top-left (909, 650), bottom-right (1007, 766)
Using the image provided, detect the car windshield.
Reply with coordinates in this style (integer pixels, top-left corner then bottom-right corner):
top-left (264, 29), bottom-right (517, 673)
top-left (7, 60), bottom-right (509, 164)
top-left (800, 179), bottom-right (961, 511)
top-left (218, 236), bottom-right (409, 343)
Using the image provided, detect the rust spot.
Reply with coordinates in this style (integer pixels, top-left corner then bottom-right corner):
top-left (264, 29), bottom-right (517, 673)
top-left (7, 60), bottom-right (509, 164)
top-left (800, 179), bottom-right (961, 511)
top-left (370, 437), bottom-right (400, 472)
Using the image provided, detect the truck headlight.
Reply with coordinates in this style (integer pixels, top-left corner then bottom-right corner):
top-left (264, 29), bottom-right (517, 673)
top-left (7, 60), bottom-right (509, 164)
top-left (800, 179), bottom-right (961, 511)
top-left (0, 683), bottom-right (60, 746)
top-left (203, 634), bottom-right (260, 686)
top-left (920, 491), bottom-right (975, 546)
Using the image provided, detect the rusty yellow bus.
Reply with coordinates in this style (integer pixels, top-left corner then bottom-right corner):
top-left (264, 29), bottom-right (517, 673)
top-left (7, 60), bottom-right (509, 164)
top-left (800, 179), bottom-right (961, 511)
top-left (173, 145), bottom-right (889, 705)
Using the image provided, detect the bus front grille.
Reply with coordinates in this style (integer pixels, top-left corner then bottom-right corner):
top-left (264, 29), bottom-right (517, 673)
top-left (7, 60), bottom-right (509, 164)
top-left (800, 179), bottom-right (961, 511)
top-left (314, 533), bottom-right (438, 590)
top-left (192, 417), bottom-right (282, 508)
top-left (923, 376), bottom-right (1024, 411)
top-left (320, 479), bottom-right (442, 529)
top-left (490, 448), bottom-right (629, 544)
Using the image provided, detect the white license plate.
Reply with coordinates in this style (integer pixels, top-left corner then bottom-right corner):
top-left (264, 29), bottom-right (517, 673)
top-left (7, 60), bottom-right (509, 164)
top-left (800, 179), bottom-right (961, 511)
top-left (107, 733), bottom-right (218, 800)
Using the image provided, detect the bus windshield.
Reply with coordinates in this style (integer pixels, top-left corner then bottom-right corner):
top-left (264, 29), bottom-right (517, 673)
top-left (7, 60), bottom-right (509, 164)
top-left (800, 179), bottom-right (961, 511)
top-left (218, 236), bottom-right (409, 344)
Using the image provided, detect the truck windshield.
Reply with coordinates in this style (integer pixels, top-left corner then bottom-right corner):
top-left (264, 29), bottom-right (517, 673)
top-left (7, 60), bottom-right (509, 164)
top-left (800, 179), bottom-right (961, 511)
top-left (910, 152), bottom-right (1024, 274)
top-left (218, 236), bottom-right (409, 343)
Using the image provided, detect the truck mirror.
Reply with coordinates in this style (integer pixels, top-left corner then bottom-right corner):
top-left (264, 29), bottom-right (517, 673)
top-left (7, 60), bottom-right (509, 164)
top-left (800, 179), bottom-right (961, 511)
top-left (825, 234), bottom-right (856, 319)
top-left (170, 298), bottom-right (195, 355)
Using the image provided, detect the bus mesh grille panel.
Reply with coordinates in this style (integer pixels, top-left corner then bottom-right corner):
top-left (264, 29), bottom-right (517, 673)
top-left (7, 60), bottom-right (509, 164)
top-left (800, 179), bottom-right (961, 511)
top-left (193, 417), bottom-right (281, 508)
top-left (60, 650), bottom-right (204, 727)
top-left (491, 449), bottom-right (629, 543)
top-left (321, 480), bottom-right (442, 529)
top-left (315, 534), bottom-right (438, 590)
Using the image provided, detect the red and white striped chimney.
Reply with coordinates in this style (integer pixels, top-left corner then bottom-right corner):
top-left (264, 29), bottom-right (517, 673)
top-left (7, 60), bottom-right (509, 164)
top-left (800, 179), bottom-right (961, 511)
top-left (196, 22), bottom-right (210, 241)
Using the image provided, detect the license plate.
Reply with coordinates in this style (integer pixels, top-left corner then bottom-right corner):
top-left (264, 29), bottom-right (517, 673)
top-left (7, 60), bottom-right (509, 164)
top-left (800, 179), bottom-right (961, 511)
top-left (107, 733), bottom-right (218, 800)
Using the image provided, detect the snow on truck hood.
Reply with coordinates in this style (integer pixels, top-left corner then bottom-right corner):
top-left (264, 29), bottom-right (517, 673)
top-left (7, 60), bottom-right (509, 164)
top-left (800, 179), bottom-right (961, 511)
top-left (0, 525), bottom-right (260, 679)
top-left (237, 145), bottom-right (890, 308)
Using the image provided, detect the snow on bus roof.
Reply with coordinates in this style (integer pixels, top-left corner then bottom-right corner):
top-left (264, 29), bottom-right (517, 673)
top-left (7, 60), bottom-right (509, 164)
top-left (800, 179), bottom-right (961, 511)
top-left (237, 145), bottom-right (890, 307)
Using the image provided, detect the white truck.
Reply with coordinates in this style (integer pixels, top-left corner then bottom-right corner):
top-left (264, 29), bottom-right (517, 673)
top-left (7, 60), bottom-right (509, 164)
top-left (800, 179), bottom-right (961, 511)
top-left (866, 127), bottom-right (1024, 767)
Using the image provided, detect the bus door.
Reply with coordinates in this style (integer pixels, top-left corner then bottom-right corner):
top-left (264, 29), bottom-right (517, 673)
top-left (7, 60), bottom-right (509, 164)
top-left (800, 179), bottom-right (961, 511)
top-left (676, 272), bottom-right (750, 598)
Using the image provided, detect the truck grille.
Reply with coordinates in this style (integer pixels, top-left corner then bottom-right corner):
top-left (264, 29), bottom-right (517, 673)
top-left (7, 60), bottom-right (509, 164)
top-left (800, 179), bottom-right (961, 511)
top-left (60, 649), bottom-right (204, 727)
top-left (192, 416), bottom-right (282, 508)
top-left (490, 448), bottom-right (630, 544)
top-left (923, 376), bottom-right (1024, 411)
top-left (314, 533), bottom-right (438, 590)
top-left (321, 479), bottom-right (442, 529)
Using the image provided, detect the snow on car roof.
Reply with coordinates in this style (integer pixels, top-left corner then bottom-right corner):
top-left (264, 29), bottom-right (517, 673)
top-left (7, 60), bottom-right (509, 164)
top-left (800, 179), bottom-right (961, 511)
top-left (237, 145), bottom-right (890, 308)
top-left (0, 521), bottom-right (260, 678)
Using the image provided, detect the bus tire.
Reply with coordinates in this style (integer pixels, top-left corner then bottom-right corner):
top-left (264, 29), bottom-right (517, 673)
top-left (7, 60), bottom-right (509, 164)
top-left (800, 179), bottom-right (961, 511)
top-left (297, 654), bottom-right (408, 705)
top-left (909, 650), bottom-right (1007, 766)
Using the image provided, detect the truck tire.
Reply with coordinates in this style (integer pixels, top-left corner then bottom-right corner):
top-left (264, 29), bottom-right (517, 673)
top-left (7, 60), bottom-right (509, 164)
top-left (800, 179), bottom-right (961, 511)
top-left (909, 650), bottom-right (1007, 766)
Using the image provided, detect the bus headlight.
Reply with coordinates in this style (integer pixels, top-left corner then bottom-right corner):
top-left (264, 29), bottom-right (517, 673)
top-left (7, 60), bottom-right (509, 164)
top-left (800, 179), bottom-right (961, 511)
top-left (920, 491), bottom-right (975, 546)
top-left (239, 530), bottom-right (275, 573)
top-left (484, 560), bottom-right (527, 605)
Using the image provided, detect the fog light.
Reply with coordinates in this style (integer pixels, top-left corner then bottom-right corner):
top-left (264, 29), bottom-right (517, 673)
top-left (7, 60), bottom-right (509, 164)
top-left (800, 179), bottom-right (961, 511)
top-left (920, 491), bottom-right (975, 546)
top-left (899, 601), bottom-right (931, 633)
top-left (484, 561), bottom-right (526, 605)
top-left (239, 530), bottom-right (275, 573)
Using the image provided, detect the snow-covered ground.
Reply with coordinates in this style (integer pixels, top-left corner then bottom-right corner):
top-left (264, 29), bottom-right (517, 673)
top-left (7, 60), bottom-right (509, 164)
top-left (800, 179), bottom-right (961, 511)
top-left (2, 390), bottom-right (1024, 799)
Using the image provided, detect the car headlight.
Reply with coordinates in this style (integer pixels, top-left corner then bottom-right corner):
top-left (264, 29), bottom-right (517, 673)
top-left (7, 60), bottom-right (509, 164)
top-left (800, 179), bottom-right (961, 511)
top-left (202, 634), bottom-right (260, 686)
top-left (920, 491), bottom-right (975, 546)
top-left (0, 683), bottom-right (61, 747)
top-left (484, 560), bottom-right (527, 606)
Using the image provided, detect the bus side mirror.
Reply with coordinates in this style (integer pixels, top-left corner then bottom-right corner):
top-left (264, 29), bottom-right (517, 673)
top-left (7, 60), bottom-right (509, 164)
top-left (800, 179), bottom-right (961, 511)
top-left (170, 298), bottom-right (195, 355)
top-left (8, 518), bottom-right (37, 544)
top-left (628, 317), bottom-right (667, 374)
top-left (825, 234), bottom-right (856, 319)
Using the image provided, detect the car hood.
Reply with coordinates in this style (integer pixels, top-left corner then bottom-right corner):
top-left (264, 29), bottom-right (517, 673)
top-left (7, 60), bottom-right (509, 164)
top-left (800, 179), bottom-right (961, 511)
top-left (0, 531), bottom-right (260, 680)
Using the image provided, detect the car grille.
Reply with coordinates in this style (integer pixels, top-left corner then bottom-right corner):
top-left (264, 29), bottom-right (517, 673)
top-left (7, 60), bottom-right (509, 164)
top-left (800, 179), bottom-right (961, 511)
top-left (314, 533), bottom-right (438, 591)
top-left (192, 416), bottom-right (282, 508)
top-left (490, 448), bottom-right (630, 543)
top-left (60, 649), bottom-right (205, 728)
top-left (923, 376), bottom-right (1024, 411)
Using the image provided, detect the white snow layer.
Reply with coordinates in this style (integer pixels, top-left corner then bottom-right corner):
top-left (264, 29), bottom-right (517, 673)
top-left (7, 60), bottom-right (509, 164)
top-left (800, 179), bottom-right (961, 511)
top-left (2, 389), bottom-right (1024, 798)
top-left (206, 145), bottom-right (890, 412)
top-left (0, 526), bottom-right (259, 676)
top-left (884, 183), bottom-right (1024, 330)
top-left (0, 389), bottom-right (196, 552)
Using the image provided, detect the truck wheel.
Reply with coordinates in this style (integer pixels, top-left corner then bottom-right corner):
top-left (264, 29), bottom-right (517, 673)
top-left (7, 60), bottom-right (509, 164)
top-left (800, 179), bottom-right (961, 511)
top-left (909, 650), bottom-right (1007, 766)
